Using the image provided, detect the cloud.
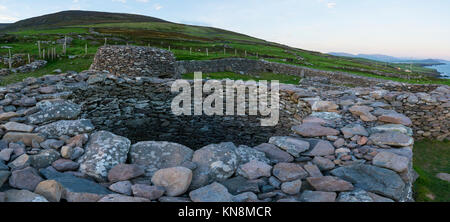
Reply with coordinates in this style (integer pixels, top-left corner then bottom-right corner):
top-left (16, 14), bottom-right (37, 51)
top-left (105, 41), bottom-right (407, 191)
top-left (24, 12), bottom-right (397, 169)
top-left (327, 2), bottom-right (336, 8)
top-left (0, 4), bottom-right (6, 11)
top-left (112, 0), bottom-right (127, 3)
top-left (154, 3), bottom-right (163, 10)
top-left (0, 15), bottom-right (18, 23)
top-left (136, 0), bottom-right (149, 2)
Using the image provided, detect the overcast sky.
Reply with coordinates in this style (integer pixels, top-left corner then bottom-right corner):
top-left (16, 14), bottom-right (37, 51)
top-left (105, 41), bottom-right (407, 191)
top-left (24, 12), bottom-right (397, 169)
top-left (1, 0), bottom-right (449, 60)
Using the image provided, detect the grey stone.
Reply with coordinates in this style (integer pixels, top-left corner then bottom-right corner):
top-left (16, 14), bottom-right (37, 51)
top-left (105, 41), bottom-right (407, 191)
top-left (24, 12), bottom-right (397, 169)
top-left (98, 194), bottom-right (150, 202)
top-left (273, 163), bottom-right (308, 182)
top-left (331, 164), bottom-right (406, 201)
top-left (220, 176), bottom-right (260, 195)
top-left (40, 139), bottom-right (65, 150)
top-left (107, 164), bottom-right (145, 182)
top-left (109, 181), bottom-right (133, 196)
top-left (189, 182), bottom-right (233, 202)
top-left (78, 131), bottom-right (131, 181)
top-left (131, 184), bottom-right (165, 200)
top-left (312, 156), bottom-right (335, 171)
top-left (306, 176), bottom-right (354, 192)
top-left (337, 189), bottom-right (374, 202)
top-left (269, 136), bottom-right (310, 157)
top-left (373, 151), bottom-right (409, 173)
top-left (129, 141), bottom-right (194, 176)
top-left (254, 143), bottom-right (294, 163)
top-left (36, 119), bottom-right (95, 138)
top-left (299, 190), bottom-right (336, 202)
top-left (235, 145), bottom-right (270, 164)
top-left (237, 160), bottom-right (272, 180)
top-left (28, 101), bottom-right (81, 125)
top-left (370, 124), bottom-right (413, 136)
top-left (191, 142), bottom-right (239, 189)
top-left (369, 132), bottom-right (414, 147)
top-left (40, 168), bottom-right (112, 202)
top-left (4, 189), bottom-right (48, 202)
top-left (292, 123), bottom-right (340, 137)
top-left (304, 140), bottom-right (335, 156)
top-left (29, 149), bottom-right (60, 169)
top-left (9, 167), bottom-right (44, 191)
top-left (341, 124), bottom-right (368, 138)
top-left (0, 170), bottom-right (10, 188)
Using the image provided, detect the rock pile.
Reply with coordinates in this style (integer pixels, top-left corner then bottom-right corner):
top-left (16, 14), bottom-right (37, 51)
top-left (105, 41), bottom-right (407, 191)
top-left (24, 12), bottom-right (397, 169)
top-left (0, 60), bottom-right (47, 76)
top-left (0, 69), bottom-right (427, 202)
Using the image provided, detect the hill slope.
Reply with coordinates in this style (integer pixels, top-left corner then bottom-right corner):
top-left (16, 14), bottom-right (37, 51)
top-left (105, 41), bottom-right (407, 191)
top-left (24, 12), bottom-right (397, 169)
top-left (1, 10), bottom-right (169, 31)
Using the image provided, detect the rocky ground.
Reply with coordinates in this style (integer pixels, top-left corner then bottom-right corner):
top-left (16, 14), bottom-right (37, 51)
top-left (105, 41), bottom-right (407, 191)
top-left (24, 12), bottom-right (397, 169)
top-left (0, 70), bottom-right (448, 202)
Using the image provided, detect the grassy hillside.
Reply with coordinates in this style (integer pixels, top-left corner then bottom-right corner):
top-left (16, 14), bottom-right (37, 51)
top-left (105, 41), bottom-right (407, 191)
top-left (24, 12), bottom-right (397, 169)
top-left (1, 10), bottom-right (168, 31)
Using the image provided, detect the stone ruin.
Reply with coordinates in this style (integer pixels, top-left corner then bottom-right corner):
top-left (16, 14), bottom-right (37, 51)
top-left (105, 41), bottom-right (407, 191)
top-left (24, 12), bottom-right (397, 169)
top-left (0, 45), bottom-right (448, 202)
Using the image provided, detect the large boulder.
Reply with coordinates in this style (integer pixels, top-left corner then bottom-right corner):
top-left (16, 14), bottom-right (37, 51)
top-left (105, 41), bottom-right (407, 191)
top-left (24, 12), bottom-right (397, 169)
top-left (373, 151), bottom-right (409, 173)
top-left (107, 164), bottom-right (145, 182)
top-left (269, 136), bottom-right (310, 157)
top-left (4, 190), bottom-right (48, 202)
top-left (331, 164), bottom-right (406, 201)
top-left (9, 167), bottom-right (44, 191)
top-left (78, 131), bottom-right (131, 181)
top-left (151, 167), bottom-right (193, 197)
top-left (292, 123), bottom-right (339, 137)
top-left (40, 168), bottom-right (112, 202)
top-left (189, 182), bottom-right (233, 202)
top-left (191, 142), bottom-right (240, 189)
top-left (27, 101), bottom-right (81, 125)
top-left (369, 132), bottom-right (414, 147)
top-left (129, 141), bottom-right (194, 177)
top-left (36, 119), bottom-right (95, 138)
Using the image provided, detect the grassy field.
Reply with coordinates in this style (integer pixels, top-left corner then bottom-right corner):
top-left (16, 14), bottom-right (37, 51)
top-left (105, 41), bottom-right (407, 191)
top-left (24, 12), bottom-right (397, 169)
top-left (182, 72), bottom-right (301, 85)
top-left (413, 140), bottom-right (450, 202)
top-left (0, 55), bottom-right (94, 86)
top-left (2, 24), bottom-right (450, 86)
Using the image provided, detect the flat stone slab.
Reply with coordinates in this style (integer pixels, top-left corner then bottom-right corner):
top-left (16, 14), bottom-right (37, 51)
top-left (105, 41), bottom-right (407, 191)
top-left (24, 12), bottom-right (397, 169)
top-left (292, 123), bottom-right (339, 137)
top-left (331, 164), bottom-right (406, 201)
top-left (369, 132), bottom-right (414, 147)
top-left (189, 182), bottom-right (233, 202)
top-left (306, 176), bottom-right (354, 192)
top-left (269, 136), bottom-right (310, 157)
top-left (299, 190), bottom-right (336, 202)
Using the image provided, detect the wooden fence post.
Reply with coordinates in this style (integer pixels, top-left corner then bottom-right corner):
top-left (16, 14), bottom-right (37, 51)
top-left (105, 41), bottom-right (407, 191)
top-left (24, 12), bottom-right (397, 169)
top-left (43, 49), bottom-right (45, 60)
top-left (206, 48), bottom-right (208, 56)
top-left (85, 43), bottom-right (88, 55)
top-left (28, 53), bottom-right (31, 64)
top-left (8, 49), bottom-right (12, 70)
top-left (38, 41), bottom-right (41, 58)
top-left (190, 47), bottom-right (192, 55)
top-left (104, 38), bottom-right (107, 46)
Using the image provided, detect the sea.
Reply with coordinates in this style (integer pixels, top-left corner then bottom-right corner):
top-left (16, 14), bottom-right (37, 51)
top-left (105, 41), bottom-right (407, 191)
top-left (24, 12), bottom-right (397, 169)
top-left (428, 62), bottom-right (450, 79)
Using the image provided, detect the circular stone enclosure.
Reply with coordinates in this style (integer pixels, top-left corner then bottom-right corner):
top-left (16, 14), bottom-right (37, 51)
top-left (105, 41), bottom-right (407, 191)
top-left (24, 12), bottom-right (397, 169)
top-left (70, 76), bottom-right (305, 149)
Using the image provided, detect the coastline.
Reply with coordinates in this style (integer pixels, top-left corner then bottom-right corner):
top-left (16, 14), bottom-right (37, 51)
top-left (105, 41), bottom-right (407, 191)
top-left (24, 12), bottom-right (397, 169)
top-left (425, 62), bottom-right (450, 79)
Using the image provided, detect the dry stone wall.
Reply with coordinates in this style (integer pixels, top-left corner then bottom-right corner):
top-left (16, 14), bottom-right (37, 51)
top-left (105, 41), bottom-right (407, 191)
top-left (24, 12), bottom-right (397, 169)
top-left (90, 46), bottom-right (178, 79)
top-left (0, 70), bottom-right (422, 202)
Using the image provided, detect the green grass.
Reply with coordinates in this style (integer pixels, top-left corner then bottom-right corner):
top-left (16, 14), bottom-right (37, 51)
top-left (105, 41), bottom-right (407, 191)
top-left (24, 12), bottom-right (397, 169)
top-left (10, 27), bottom-right (88, 35)
top-left (0, 55), bottom-right (94, 86)
top-left (77, 22), bottom-right (265, 43)
top-left (413, 140), bottom-right (450, 202)
top-left (182, 71), bottom-right (301, 85)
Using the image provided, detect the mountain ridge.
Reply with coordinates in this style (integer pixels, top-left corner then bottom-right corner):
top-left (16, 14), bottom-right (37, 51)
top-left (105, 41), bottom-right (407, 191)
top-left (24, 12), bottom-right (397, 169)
top-left (328, 52), bottom-right (448, 64)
